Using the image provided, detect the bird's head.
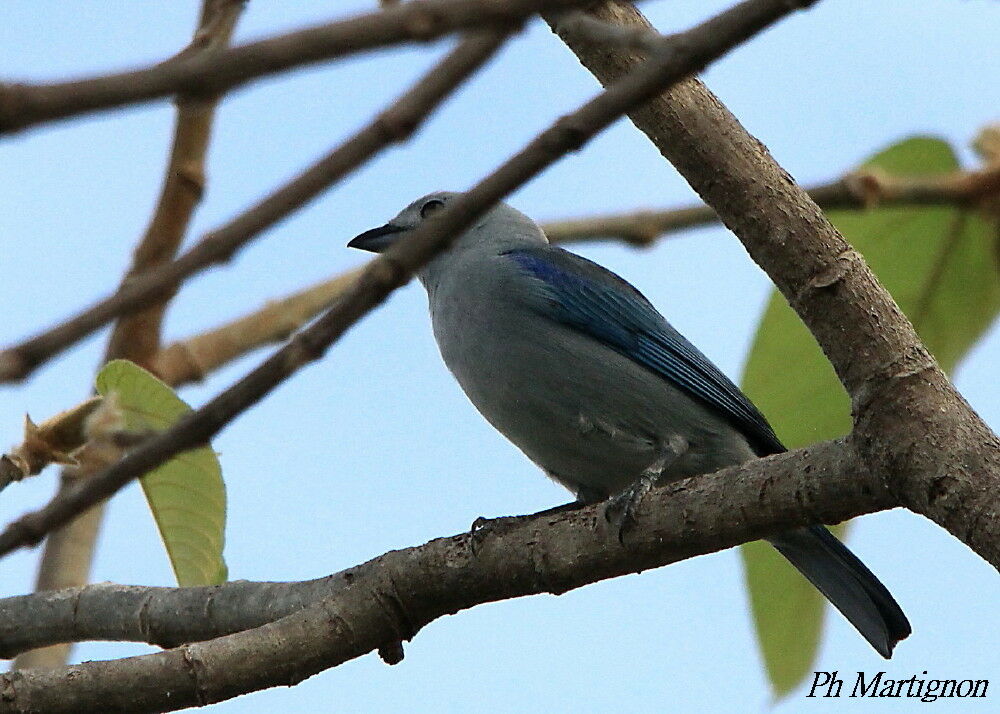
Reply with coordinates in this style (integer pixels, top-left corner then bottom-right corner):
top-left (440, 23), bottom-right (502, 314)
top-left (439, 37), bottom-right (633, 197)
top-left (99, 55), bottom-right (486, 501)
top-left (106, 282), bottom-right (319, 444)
top-left (348, 191), bottom-right (547, 258)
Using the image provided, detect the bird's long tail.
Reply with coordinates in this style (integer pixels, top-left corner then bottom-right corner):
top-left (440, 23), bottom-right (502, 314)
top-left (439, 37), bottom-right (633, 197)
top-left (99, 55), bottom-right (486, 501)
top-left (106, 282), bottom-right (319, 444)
top-left (768, 525), bottom-right (911, 658)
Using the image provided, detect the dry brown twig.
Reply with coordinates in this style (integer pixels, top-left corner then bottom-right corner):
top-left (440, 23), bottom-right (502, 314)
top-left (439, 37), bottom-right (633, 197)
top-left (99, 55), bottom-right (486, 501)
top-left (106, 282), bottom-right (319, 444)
top-left (151, 269), bottom-right (364, 387)
top-left (0, 0), bottom-right (587, 136)
top-left (544, 164), bottom-right (1000, 245)
top-left (0, 400), bottom-right (104, 491)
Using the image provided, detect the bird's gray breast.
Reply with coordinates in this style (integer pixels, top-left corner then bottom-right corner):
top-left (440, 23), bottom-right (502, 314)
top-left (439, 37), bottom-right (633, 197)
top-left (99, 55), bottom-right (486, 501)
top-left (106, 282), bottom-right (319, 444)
top-left (426, 251), bottom-right (755, 499)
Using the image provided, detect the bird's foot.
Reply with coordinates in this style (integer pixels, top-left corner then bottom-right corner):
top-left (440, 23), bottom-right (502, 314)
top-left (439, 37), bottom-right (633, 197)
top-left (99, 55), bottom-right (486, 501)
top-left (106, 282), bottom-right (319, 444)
top-left (602, 473), bottom-right (658, 545)
top-left (604, 437), bottom-right (687, 544)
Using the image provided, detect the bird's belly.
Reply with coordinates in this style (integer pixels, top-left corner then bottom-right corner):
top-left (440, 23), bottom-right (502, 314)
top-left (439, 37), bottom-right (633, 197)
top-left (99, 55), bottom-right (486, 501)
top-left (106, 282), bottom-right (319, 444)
top-left (435, 313), bottom-right (754, 499)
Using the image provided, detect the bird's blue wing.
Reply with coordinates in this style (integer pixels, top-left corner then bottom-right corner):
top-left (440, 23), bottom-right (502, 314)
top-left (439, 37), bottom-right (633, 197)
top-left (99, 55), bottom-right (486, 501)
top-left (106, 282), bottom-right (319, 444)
top-left (504, 246), bottom-right (784, 456)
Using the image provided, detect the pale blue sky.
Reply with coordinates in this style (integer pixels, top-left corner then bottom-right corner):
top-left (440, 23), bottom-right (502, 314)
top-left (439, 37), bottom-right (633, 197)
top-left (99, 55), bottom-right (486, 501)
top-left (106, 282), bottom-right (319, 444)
top-left (1, 1), bottom-right (998, 712)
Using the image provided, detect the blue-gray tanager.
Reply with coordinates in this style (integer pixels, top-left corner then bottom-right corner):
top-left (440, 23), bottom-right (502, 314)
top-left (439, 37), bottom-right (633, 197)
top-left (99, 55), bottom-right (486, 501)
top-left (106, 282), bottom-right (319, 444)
top-left (349, 191), bottom-right (910, 658)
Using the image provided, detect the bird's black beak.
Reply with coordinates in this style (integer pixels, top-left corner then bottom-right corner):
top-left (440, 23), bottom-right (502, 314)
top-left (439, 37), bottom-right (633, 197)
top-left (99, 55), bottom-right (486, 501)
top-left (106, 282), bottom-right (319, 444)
top-left (347, 223), bottom-right (408, 253)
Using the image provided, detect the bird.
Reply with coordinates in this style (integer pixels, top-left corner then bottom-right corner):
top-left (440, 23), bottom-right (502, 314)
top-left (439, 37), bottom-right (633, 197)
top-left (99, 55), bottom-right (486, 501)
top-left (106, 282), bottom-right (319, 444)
top-left (349, 191), bottom-right (911, 658)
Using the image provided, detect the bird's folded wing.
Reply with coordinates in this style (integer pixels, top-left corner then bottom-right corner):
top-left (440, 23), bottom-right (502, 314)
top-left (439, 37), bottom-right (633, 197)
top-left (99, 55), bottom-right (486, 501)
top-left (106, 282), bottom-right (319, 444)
top-left (503, 246), bottom-right (784, 456)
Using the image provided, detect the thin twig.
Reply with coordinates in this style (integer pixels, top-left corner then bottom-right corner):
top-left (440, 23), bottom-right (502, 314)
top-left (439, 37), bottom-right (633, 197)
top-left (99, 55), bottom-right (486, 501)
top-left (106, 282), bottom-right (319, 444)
top-left (151, 269), bottom-right (363, 387)
top-left (0, 0), bottom-right (819, 560)
top-left (0, 31), bottom-right (510, 384)
top-left (0, 0), bottom-right (587, 136)
top-left (543, 166), bottom-right (1000, 245)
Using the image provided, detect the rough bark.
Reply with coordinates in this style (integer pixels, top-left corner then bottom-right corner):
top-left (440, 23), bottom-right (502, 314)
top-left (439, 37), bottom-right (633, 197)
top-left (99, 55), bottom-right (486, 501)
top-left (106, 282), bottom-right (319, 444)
top-left (0, 440), bottom-right (892, 712)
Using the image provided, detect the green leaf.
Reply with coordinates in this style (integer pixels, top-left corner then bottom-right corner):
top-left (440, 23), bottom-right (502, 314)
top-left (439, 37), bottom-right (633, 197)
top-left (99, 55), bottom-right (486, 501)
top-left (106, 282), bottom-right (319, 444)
top-left (95, 359), bottom-right (227, 586)
top-left (739, 136), bottom-right (1000, 696)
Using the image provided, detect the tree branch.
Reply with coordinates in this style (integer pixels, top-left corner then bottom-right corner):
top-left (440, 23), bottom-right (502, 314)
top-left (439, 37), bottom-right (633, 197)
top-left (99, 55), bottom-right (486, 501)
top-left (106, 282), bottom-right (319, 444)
top-left (104, 0), bottom-right (244, 369)
top-left (6, 2), bottom-right (997, 708)
top-left (550, 9), bottom-right (677, 53)
top-left (0, 30), bottom-right (509, 385)
top-left (543, 165), bottom-right (1000, 245)
top-left (0, 439), bottom-right (895, 711)
top-left (151, 269), bottom-right (363, 387)
top-left (0, 0), bottom-right (819, 561)
top-left (0, 0), bottom-right (587, 136)
top-left (0, 577), bottom-right (340, 659)
top-left (548, 1), bottom-right (1000, 566)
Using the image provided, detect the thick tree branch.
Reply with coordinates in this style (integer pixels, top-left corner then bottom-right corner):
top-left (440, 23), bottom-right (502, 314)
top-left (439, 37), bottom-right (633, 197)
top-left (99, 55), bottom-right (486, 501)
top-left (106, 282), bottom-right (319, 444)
top-left (0, 30), bottom-right (509, 385)
top-left (0, 0), bottom-right (586, 136)
top-left (0, 439), bottom-right (896, 711)
top-left (1, 441), bottom-right (871, 658)
top-left (551, 9), bottom-right (681, 53)
top-left (549, 1), bottom-right (1000, 566)
top-left (0, 0), bottom-right (819, 561)
top-left (0, 578), bottom-right (338, 659)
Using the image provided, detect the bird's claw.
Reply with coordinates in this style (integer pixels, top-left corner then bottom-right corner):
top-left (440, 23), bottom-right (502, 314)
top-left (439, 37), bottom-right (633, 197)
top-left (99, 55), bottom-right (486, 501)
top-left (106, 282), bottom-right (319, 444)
top-left (603, 475), bottom-right (656, 544)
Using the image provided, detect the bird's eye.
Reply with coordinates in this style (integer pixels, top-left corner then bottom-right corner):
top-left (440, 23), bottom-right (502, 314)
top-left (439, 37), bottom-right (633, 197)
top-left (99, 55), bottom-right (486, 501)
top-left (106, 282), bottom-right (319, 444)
top-left (420, 199), bottom-right (445, 219)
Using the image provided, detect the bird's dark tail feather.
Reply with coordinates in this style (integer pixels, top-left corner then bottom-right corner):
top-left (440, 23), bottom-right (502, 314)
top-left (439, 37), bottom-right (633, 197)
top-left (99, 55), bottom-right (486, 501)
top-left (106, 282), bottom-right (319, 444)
top-left (768, 525), bottom-right (911, 658)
